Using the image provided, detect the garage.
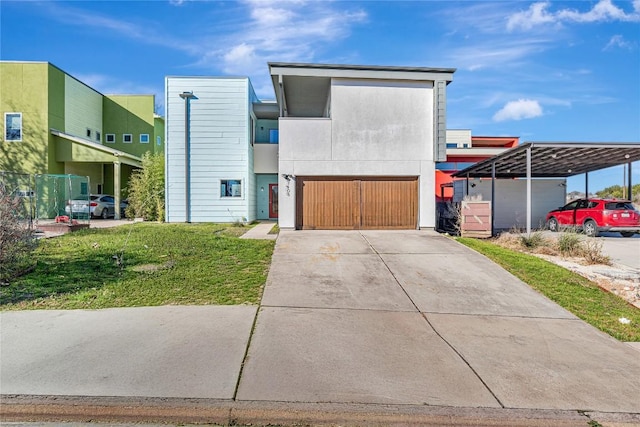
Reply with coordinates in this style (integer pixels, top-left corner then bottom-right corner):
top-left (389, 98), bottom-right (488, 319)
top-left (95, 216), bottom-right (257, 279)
top-left (295, 177), bottom-right (418, 230)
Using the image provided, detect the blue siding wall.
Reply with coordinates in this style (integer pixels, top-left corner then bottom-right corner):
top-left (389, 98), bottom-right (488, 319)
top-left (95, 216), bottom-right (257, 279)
top-left (256, 174), bottom-right (278, 219)
top-left (165, 77), bottom-right (252, 222)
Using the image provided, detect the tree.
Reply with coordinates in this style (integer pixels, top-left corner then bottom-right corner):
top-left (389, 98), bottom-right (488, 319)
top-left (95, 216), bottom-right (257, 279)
top-left (596, 184), bottom-right (640, 203)
top-left (125, 152), bottom-right (165, 222)
top-left (0, 184), bottom-right (37, 283)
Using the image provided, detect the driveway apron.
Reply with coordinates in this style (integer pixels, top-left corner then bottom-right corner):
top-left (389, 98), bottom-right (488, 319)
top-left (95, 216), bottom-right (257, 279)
top-left (237, 230), bottom-right (640, 412)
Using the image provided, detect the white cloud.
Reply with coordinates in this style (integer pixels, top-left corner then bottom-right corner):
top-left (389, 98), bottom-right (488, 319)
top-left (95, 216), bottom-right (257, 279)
top-left (507, 0), bottom-right (640, 31)
top-left (493, 99), bottom-right (543, 122)
top-left (198, 1), bottom-right (367, 93)
top-left (604, 35), bottom-right (633, 50)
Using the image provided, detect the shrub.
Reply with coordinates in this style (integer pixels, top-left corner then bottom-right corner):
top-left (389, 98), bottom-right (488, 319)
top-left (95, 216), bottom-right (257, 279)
top-left (518, 231), bottom-right (548, 249)
top-left (581, 239), bottom-right (611, 265)
top-left (556, 231), bottom-right (582, 257)
top-left (125, 152), bottom-right (165, 222)
top-left (0, 185), bottom-right (37, 283)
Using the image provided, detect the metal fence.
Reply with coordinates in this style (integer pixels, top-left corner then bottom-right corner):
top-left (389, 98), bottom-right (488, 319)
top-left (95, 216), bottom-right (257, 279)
top-left (34, 174), bottom-right (90, 226)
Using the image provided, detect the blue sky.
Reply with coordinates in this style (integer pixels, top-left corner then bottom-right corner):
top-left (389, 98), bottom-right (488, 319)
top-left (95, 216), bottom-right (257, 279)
top-left (1, 0), bottom-right (639, 192)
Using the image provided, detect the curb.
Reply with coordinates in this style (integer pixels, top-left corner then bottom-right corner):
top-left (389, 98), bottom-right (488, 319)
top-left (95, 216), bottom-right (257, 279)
top-left (2, 395), bottom-right (640, 426)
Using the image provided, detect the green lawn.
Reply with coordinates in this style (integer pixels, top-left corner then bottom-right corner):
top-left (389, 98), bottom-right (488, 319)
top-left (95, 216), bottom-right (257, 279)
top-left (457, 237), bottom-right (640, 342)
top-left (0, 223), bottom-right (274, 310)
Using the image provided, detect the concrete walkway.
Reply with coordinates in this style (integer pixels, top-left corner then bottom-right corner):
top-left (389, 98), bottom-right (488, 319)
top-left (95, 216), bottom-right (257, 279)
top-left (239, 221), bottom-right (277, 240)
top-left (2, 230), bottom-right (640, 425)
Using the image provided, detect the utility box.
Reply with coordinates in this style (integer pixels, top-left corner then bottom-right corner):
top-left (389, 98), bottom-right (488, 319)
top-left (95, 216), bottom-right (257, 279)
top-left (461, 201), bottom-right (492, 238)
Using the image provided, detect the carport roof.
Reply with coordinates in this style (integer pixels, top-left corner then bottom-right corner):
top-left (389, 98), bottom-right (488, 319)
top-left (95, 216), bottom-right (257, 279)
top-left (451, 142), bottom-right (640, 179)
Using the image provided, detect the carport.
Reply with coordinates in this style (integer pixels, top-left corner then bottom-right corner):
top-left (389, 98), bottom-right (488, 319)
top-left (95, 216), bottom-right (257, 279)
top-left (452, 142), bottom-right (640, 235)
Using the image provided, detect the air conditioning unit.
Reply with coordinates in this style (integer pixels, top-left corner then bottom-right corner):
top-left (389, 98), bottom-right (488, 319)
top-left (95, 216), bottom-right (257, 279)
top-left (230, 184), bottom-right (241, 197)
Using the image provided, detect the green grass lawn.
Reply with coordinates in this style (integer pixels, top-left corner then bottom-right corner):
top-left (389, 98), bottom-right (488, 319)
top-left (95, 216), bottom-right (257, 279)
top-left (457, 237), bottom-right (640, 342)
top-left (0, 223), bottom-right (274, 310)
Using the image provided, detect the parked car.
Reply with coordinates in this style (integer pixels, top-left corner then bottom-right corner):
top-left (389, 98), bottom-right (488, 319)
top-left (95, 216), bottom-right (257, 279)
top-left (89, 194), bottom-right (128, 219)
top-left (66, 194), bottom-right (128, 219)
top-left (546, 198), bottom-right (640, 237)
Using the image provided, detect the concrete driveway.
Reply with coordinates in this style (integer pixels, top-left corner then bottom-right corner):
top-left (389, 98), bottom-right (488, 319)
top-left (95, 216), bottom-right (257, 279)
top-left (2, 229), bottom-right (640, 423)
top-left (237, 230), bottom-right (640, 412)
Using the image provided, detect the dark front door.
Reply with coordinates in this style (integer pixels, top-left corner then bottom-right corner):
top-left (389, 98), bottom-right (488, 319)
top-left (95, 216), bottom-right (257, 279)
top-left (269, 184), bottom-right (278, 218)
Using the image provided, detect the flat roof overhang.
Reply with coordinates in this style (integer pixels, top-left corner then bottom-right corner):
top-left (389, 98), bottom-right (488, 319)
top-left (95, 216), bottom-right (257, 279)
top-left (51, 129), bottom-right (143, 168)
top-left (452, 142), bottom-right (640, 179)
top-left (268, 62), bottom-right (456, 118)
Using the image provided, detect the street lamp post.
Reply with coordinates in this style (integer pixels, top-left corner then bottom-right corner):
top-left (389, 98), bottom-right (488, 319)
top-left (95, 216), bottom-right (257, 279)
top-left (179, 91), bottom-right (196, 222)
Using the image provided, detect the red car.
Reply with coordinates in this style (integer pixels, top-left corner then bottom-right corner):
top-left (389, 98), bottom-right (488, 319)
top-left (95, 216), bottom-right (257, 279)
top-left (546, 198), bottom-right (640, 237)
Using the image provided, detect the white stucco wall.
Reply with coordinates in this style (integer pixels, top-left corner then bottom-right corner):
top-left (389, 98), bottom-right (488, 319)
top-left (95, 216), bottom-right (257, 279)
top-left (278, 78), bottom-right (437, 229)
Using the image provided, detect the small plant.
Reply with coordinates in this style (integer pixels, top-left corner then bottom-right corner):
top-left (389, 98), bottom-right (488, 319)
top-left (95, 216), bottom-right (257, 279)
top-left (581, 239), bottom-right (611, 265)
top-left (518, 231), bottom-right (548, 249)
top-left (556, 231), bottom-right (582, 257)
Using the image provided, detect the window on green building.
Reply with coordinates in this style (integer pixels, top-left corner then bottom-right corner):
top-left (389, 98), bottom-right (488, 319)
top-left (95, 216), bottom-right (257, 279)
top-left (4, 113), bottom-right (22, 141)
top-left (140, 134), bottom-right (149, 143)
top-left (106, 134), bottom-right (115, 143)
top-left (123, 134), bottom-right (132, 143)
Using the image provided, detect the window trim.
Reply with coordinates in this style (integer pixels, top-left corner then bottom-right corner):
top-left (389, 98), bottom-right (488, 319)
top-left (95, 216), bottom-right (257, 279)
top-left (156, 135), bottom-right (161, 146)
top-left (140, 133), bottom-right (150, 144)
top-left (123, 134), bottom-right (132, 143)
top-left (105, 133), bottom-right (116, 144)
top-left (4, 112), bottom-right (22, 142)
top-left (220, 179), bottom-right (243, 198)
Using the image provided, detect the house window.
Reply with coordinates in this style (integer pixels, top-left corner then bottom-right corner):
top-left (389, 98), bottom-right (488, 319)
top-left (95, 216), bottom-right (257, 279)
top-left (80, 182), bottom-right (88, 195)
top-left (106, 134), bottom-right (115, 143)
top-left (220, 179), bottom-right (242, 197)
top-left (269, 129), bottom-right (279, 144)
top-left (156, 136), bottom-right (161, 146)
top-left (96, 131), bottom-right (101, 142)
top-left (4, 112), bottom-right (22, 141)
top-left (123, 134), bottom-right (132, 143)
top-left (140, 134), bottom-right (149, 143)
top-left (86, 128), bottom-right (92, 138)
top-left (446, 143), bottom-right (458, 149)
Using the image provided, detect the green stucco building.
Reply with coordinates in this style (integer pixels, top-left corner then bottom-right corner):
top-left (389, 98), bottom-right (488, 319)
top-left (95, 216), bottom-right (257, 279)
top-left (0, 61), bottom-right (164, 217)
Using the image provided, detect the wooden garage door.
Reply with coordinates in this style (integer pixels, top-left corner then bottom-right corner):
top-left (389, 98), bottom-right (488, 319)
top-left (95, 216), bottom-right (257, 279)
top-left (296, 177), bottom-right (418, 230)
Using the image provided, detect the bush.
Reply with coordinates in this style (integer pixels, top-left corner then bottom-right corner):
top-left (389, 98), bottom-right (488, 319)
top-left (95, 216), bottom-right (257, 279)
top-left (518, 231), bottom-right (549, 249)
top-left (556, 231), bottom-right (582, 256)
top-left (581, 239), bottom-right (611, 265)
top-left (0, 185), bottom-right (37, 283)
top-left (125, 152), bottom-right (165, 222)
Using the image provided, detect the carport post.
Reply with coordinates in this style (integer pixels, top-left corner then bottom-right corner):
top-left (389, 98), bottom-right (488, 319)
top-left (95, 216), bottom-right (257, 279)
top-left (491, 162), bottom-right (495, 237)
top-left (526, 145), bottom-right (531, 235)
top-left (114, 160), bottom-right (121, 220)
top-left (628, 162), bottom-right (633, 201)
top-left (585, 172), bottom-right (589, 200)
top-left (465, 173), bottom-right (470, 196)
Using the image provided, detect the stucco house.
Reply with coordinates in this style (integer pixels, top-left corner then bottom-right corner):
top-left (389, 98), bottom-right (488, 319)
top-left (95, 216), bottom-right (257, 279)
top-left (165, 62), bottom-right (455, 229)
